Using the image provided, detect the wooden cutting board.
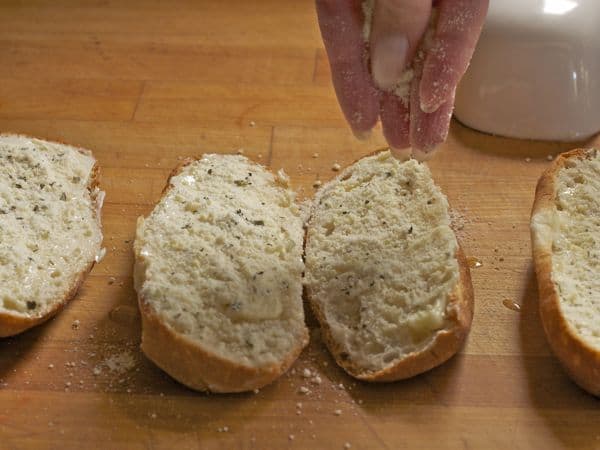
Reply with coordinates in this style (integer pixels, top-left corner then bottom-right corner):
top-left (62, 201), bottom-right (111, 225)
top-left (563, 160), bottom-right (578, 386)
top-left (0, 1), bottom-right (598, 449)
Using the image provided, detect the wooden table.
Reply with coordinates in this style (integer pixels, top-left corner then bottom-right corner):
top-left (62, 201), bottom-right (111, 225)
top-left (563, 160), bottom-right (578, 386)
top-left (0, 1), bottom-right (598, 449)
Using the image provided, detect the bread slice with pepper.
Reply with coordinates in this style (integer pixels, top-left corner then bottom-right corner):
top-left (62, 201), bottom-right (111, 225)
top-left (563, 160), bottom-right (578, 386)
top-left (134, 154), bottom-right (308, 393)
top-left (0, 134), bottom-right (104, 337)
top-left (531, 148), bottom-right (600, 396)
top-left (304, 150), bottom-right (473, 381)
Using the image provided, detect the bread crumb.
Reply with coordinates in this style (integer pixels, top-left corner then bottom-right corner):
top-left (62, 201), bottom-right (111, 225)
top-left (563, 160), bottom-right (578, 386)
top-left (95, 247), bottom-right (106, 263)
top-left (108, 277), bottom-right (116, 285)
top-left (334, 409), bottom-right (342, 416)
top-left (332, 163), bottom-right (341, 172)
top-left (150, 413), bottom-right (157, 419)
top-left (312, 153), bottom-right (319, 158)
top-left (48, 364), bottom-right (54, 369)
top-left (289, 434), bottom-right (295, 441)
top-left (237, 149), bottom-right (245, 155)
top-left (249, 121), bottom-right (256, 127)
top-left (344, 443), bottom-right (352, 449)
top-left (253, 388), bottom-right (260, 394)
top-left (311, 376), bottom-right (322, 385)
top-left (71, 319), bottom-right (80, 330)
top-left (525, 157), bottom-right (531, 162)
top-left (547, 155), bottom-right (554, 161)
top-left (313, 180), bottom-right (322, 188)
top-left (302, 368), bottom-right (312, 378)
top-left (299, 386), bottom-right (310, 394)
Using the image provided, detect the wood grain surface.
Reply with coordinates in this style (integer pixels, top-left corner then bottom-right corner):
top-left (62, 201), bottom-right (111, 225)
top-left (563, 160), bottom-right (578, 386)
top-left (1, 1), bottom-right (599, 449)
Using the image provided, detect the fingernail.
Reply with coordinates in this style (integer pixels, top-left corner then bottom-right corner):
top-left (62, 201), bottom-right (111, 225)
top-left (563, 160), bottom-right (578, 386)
top-left (371, 35), bottom-right (408, 90)
top-left (412, 146), bottom-right (437, 161)
top-left (390, 146), bottom-right (412, 161)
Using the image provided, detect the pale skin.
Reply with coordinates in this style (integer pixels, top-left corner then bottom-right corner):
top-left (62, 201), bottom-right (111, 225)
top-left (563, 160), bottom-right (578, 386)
top-left (316, 0), bottom-right (489, 160)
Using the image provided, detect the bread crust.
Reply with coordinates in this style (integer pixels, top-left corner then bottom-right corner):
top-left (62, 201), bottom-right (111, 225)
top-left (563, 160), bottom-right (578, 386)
top-left (305, 151), bottom-right (474, 381)
top-left (531, 148), bottom-right (600, 396)
top-left (0, 134), bottom-right (103, 338)
top-left (134, 158), bottom-right (309, 393)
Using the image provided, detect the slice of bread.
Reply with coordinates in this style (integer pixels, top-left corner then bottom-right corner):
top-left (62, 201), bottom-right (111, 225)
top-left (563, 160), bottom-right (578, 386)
top-left (531, 148), bottom-right (600, 396)
top-left (134, 155), bottom-right (309, 393)
top-left (304, 150), bottom-right (473, 381)
top-left (0, 134), bottom-right (104, 337)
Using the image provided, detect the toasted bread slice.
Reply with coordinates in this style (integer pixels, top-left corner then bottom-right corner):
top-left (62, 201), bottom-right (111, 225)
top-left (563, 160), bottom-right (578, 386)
top-left (531, 148), bottom-right (600, 396)
top-left (304, 150), bottom-right (473, 381)
top-left (0, 134), bottom-right (104, 337)
top-left (134, 155), bottom-right (309, 393)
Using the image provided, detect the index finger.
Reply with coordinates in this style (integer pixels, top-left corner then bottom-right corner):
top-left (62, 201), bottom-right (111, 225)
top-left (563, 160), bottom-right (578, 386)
top-left (419, 0), bottom-right (489, 113)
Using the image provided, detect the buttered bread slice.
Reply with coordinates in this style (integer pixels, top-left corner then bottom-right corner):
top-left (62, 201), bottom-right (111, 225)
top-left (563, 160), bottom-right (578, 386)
top-left (0, 134), bottom-right (104, 337)
top-left (531, 148), bottom-right (600, 396)
top-left (305, 151), bottom-right (473, 381)
top-left (134, 155), bottom-right (308, 393)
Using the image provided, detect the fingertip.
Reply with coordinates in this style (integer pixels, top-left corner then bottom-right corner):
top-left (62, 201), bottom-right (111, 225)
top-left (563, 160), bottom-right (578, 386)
top-left (390, 146), bottom-right (412, 161)
top-left (411, 146), bottom-right (438, 161)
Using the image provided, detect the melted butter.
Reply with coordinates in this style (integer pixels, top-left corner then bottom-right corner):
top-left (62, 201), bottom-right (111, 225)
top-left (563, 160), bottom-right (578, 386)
top-left (502, 299), bottom-right (521, 312)
top-left (466, 256), bottom-right (482, 268)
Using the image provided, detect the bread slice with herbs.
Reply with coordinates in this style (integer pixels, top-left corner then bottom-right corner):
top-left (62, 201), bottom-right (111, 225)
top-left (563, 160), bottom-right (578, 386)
top-left (531, 148), bottom-right (600, 396)
top-left (134, 154), bottom-right (308, 393)
top-left (0, 134), bottom-right (104, 337)
top-left (304, 150), bottom-right (473, 382)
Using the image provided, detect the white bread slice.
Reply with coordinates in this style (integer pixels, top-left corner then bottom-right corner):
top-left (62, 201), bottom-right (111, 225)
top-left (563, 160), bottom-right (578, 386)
top-left (0, 134), bottom-right (104, 337)
top-left (134, 155), bottom-right (309, 393)
top-left (304, 151), bottom-right (473, 381)
top-left (531, 148), bottom-right (600, 396)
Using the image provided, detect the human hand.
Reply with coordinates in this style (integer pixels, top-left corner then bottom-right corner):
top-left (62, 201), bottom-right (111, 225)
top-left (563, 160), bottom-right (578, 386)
top-left (316, 0), bottom-right (488, 159)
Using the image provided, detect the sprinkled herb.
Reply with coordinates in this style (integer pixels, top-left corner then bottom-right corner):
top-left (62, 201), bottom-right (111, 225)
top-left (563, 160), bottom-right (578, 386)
top-left (385, 172), bottom-right (392, 177)
top-left (33, 205), bottom-right (39, 212)
top-left (364, 200), bottom-right (370, 204)
top-left (252, 220), bottom-right (265, 226)
top-left (207, 169), bottom-right (212, 175)
top-left (15, 183), bottom-right (22, 189)
top-left (60, 192), bottom-right (67, 201)
top-left (181, 224), bottom-right (191, 229)
top-left (39, 183), bottom-right (45, 189)
top-left (408, 226), bottom-right (413, 234)
top-left (72, 176), bottom-right (80, 183)
top-left (26, 301), bottom-right (37, 310)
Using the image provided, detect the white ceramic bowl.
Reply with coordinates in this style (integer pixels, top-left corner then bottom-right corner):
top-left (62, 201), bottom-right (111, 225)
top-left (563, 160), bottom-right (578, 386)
top-left (454, 0), bottom-right (600, 141)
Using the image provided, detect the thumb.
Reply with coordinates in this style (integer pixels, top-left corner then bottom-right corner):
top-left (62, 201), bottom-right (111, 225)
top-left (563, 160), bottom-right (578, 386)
top-left (370, 0), bottom-right (431, 90)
